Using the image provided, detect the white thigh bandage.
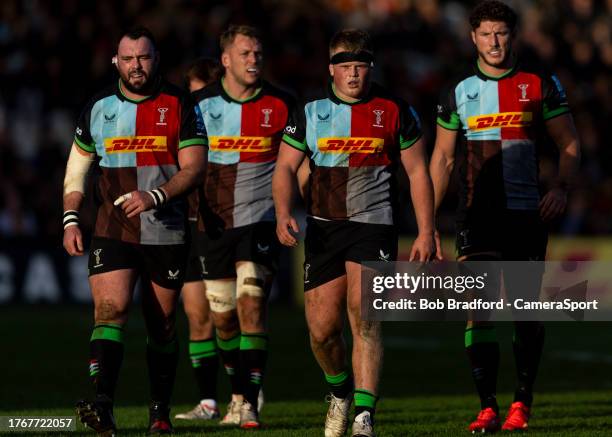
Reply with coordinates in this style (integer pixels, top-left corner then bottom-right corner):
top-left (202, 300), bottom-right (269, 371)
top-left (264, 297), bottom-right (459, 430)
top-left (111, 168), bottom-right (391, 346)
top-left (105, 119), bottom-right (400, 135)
top-left (63, 144), bottom-right (94, 195)
top-left (204, 280), bottom-right (236, 313)
top-left (236, 262), bottom-right (269, 298)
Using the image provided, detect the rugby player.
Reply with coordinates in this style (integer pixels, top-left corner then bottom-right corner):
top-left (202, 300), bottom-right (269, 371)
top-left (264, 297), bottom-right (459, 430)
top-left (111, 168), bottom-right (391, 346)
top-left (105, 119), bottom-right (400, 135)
top-left (174, 57), bottom-right (223, 421)
top-left (192, 25), bottom-right (295, 429)
top-left (273, 29), bottom-right (435, 437)
top-left (62, 27), bottom-right (207, 436)
top-left (430, 1), bottom-right (580, 432)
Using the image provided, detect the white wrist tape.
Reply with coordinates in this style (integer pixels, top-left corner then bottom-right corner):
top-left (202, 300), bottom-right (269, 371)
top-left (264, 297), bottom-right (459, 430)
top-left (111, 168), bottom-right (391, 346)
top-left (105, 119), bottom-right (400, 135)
top-left (147, 188), bottom-right (167, 207)
top-left (63, 210), bottom-right (80, 229)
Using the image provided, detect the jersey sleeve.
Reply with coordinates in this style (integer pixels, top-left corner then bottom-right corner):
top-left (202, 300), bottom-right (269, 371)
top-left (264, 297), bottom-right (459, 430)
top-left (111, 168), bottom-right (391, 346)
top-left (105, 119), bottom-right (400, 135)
top-left (281, 103), bottom-right (307, 153)
top-left (179, 93), bottom-right (208, 149)
top-left (398, 100), bottom-right (423, 150)
top-left (541, 74), bottom-right (570, 121)
top-left (74, 101), bottom-right (96, 153)
top-left (436, 85), bottom-right (461, 131)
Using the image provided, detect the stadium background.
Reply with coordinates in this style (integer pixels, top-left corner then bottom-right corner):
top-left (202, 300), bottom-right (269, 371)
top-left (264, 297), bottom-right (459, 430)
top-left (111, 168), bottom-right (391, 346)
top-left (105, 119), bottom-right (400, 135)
top-left (0, 0), bottom-right (611, 435)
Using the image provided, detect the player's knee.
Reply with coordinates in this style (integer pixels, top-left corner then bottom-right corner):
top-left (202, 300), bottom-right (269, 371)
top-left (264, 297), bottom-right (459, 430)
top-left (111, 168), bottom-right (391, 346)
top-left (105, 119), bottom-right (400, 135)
top-left (236, 262), bottom-right (269, 299)
top-left (356, 320), bottom-right (381, 340)
top-left (95, 298), bottom-right (128, 324)
top-left (309, 326), bottom-right (342, 348)
top-left (205, 279), bottom-right (237, 313)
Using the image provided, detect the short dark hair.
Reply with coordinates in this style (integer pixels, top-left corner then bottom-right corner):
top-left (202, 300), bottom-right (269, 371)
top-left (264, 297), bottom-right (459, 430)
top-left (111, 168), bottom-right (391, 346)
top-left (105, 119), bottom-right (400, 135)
top-left (469, 1), bottom-right (518, 32)
top-left (185, 57), bottom-right (223, 84)
top-left (120, 26), bottom-right (158, 50)
top-left (220, 25), bottom-right (261, 51)
top-left (329, 29), bottom-right (373, 57)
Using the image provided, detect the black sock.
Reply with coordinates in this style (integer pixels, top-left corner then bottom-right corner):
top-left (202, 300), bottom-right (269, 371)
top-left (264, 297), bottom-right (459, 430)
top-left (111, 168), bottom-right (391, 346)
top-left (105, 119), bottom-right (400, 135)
top-left (189, 339), bottom-right (218, 401)
top-left (217, 334), bottom-right (243, 396)
top-left (147, 337), bottom-right (179, 405)
top-left (513, 322), bottom-right (545, 407)
top-left (324, 370), bottom-right (354, 399)
top-left (89, 324), bottom-right (124, 403)
top-left (465, 326), bottom-right (499, 412)
top-left (240, 333), bottom-right (268, 408)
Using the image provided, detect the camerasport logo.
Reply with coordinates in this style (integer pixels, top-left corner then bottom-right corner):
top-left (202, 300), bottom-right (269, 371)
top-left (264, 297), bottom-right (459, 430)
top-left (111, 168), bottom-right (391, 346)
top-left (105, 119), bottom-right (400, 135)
top-left (209, 136), bottom-right (272, 152)
top-left (317, 137), bottom-right (384, 154)
top-left (104, 136), bottom-right (167, 153)
top-left (467, 112), bottom-right (533, 131)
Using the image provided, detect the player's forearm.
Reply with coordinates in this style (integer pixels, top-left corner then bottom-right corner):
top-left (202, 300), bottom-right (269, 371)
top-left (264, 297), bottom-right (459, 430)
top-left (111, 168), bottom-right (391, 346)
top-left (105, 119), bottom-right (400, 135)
top-left (63, 191), bottom-right (84, 213)
top-left (409, 169), bottom-right (435, 236)
top-left (556, 138), bottom-right (580, 190)
top-left (429, 151), bottom-right (454, 214)
top-left (159, 160), bottom-right (205, 201)
top-left (272, 165), bottom-right (296, 218)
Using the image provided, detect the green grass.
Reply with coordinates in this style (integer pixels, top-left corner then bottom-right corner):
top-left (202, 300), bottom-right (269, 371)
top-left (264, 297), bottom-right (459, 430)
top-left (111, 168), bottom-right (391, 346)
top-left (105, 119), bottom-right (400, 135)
top-left (2, 305), bottom-right (612, 435)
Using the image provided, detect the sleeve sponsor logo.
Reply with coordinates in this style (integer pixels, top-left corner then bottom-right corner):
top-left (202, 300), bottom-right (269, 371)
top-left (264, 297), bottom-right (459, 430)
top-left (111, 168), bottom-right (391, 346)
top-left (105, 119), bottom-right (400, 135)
top-left (317, 137), bottom-right (385, 154)
top-left (209, 136), bottom-right (272, 152)
top-left (104, 136), bottom-right (167, 153)
top-left (551, 75), bottom-right (567, 100)
top-left (284, 125), bottom-right (297, 134)
top-left (467, 112), bottom-right (533, 131)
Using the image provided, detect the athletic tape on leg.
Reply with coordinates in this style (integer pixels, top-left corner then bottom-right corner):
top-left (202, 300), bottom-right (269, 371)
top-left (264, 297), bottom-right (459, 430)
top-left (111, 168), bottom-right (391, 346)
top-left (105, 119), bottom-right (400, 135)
top-left (236, 262), bottom-right (269, 298)
top-left (204, 280), bottom-right (236, 312)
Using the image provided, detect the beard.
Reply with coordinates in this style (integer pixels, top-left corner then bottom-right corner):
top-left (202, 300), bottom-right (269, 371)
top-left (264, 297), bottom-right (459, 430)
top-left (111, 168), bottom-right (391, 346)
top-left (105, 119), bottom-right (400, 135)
top-left (119, 67), bottom-right (159, 95)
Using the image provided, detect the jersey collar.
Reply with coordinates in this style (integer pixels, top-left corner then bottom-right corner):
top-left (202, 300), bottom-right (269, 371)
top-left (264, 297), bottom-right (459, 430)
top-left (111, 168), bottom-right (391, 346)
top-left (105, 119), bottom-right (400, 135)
top-left (474, 56), bottom-right (519, 81)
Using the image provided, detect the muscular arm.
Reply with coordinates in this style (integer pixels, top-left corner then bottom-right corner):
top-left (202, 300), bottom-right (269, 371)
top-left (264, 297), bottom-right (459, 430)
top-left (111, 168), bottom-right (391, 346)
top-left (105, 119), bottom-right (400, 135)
top-left (63, 143), bottom-right (95, 256)
top-left (118, 145), bottom-right (206, 218)
top-left (429, 125), bottom-right (458, 259)
top-left (400, 137), bottom-right (435, 261)
top-left (540, 113), bottom-right (581, 221)
top-left (272, 142), bottom-right (305, 246)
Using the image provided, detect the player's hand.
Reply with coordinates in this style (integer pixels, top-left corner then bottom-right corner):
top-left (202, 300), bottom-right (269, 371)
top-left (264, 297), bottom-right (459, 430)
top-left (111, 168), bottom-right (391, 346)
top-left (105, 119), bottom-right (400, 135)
top-left (539, 187), bottom-right (567, 222)
top-left (113, 191), bottom-right (155, 218)
top-left (434, 229), bottom-right (444, 261)
top-left (276, 214), bottom-right (300, 247)
top-left (409, 232), bottom-right (435, 262)
top-left (63, 225), bottom-right (84, 256)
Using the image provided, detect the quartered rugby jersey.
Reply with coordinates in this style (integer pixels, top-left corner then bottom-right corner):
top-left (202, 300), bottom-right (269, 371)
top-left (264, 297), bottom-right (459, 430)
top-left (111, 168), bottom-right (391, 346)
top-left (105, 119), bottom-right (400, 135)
top-left (74, 79), bottom-right (207, 245)
top-left (437, 59), bottom-right (570, 219)
top-left (193, 80), bottom-right (294, 230)
top-left (282, 82), bottom-right (422, 225)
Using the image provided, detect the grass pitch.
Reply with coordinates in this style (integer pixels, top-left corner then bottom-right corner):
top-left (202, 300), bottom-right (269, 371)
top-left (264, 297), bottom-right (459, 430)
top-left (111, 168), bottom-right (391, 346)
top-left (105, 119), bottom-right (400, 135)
top-left (2, 305), bottom-right (612, 435)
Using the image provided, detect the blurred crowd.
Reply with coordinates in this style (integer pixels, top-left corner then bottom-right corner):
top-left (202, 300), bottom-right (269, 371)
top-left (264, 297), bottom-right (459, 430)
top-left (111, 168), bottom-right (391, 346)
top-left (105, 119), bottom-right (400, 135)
top-left (0, 0), bottom-right (609, 240)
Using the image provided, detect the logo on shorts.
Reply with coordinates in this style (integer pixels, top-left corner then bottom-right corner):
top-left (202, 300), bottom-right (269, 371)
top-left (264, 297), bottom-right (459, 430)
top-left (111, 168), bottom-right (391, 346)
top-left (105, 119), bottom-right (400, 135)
top-left (93, 249), bottom-right (103, 268)
top-left (518, 83), bottom-right (530, 102)
top-left (378, 250), bottom-right (390, 262)
top-left (304, 263), bottom-right (311, 284)
top-left (157, 107), bottom-right (168, 126)
top-left (199, 256), bottom-right (208, 274)
top-left (168, 269), bottom-right (180, 280)
top-left (372, 109), bottom-right (384, 128)
top-left (261, 108), bottom-right (273, 127)
top-left (257, 243), bottom-right (270, 254)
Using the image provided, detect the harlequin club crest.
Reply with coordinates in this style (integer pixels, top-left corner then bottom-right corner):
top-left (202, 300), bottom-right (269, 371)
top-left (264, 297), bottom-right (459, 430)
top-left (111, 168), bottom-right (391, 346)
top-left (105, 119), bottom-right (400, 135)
top-left (518, 84), bottom-right (529, 102)
top-left (156, 107), bottom-right (168, 126)
top-left (373, 109), bottom-right (384, 127)
top-left (261, 108), bottom-right (272, 127)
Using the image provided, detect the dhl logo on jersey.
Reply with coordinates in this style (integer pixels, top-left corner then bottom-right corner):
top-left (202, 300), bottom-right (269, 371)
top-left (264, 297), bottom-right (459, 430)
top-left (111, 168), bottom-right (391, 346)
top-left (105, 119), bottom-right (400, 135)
top-left (317, 137), bottom-right (385, 154)
top-left (104, 136), bottom-right (167, 153)
top-left (467, 112), bottom-right (533, 131)
top-left (209, 136), bottom-right (272, 152)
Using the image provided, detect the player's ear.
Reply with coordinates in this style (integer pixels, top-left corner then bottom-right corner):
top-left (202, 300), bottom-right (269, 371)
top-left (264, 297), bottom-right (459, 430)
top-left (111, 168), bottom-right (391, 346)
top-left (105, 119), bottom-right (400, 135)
top-left (111, 55), bottom-right (118, 67)
top-left (328, 63), bottom-right (334, 77)
top-left (221, 52), bottom-right (230, 68)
